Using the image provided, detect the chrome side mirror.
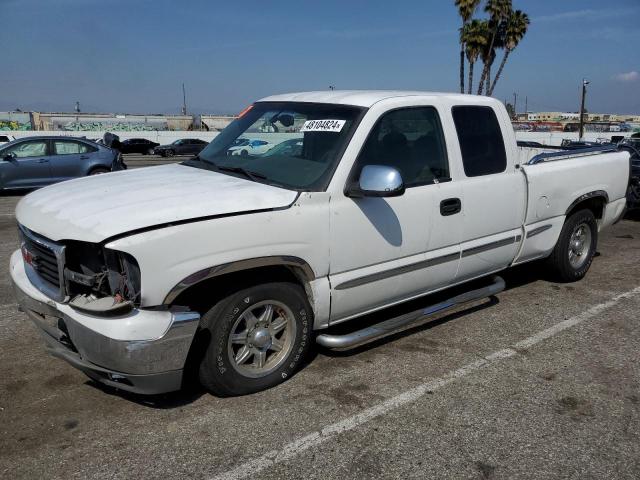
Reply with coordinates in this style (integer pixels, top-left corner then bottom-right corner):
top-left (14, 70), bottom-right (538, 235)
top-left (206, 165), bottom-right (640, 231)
top-left (347, 165), bottom-right (405, 198)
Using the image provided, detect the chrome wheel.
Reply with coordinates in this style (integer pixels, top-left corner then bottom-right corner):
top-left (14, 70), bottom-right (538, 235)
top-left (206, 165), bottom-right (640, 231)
top-left (568, 222), bottom-right (592, 268)
top-left (227, 300), bottom-right (296, 378)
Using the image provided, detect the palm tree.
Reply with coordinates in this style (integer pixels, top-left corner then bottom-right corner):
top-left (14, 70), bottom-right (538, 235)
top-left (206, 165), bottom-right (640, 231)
top-left (477, 0), bottom-right (512, 95)
top-left (488, 10), bottom-right (530, 96)
top-left (455, 0), bottom-right (482, 93)
top-left (461, 20), bottom-right (489, 94)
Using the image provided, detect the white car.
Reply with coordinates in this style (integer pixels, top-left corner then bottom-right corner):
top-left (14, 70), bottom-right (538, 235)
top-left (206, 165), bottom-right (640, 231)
top-left (0, 134), bottom-right (15, 146)
top-left (227, 139), bottom-right (273, 156)
top-left (10, 91), bottom-right (629, 396)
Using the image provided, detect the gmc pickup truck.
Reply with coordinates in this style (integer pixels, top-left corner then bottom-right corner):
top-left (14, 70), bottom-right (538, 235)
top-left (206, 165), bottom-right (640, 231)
top-left (10, 91), bottom-right (630, 396)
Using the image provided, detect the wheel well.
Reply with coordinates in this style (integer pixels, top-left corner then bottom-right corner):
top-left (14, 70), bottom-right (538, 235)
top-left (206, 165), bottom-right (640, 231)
top-left (170, 264), bottom-right (311, 315)
top-left (566, 195), bottom-right (606, 220)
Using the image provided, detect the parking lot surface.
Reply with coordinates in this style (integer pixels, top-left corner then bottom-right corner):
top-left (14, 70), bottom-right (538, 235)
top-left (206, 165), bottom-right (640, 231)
top-left (0, 171), bottom-right (639, 479)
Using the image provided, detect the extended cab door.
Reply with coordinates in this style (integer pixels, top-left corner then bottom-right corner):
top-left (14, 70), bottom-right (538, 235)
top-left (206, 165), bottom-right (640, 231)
top-left (450, 105), bottom-right (526, 282)
top-left (328, 104), bottom-right (462, 323)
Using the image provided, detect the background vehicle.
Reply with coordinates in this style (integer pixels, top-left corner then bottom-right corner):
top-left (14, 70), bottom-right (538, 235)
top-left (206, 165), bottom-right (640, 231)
top-left (260, 138), bottom-right (303, 157)
top-left (227, 139), bottom-right (273, 156)
top-left (154, 138), bottom-right (208, 157)
top-left (10, 92), bottom-right (629, 397)
top-left (516, 140), bottom-right (543, 148)
top-left (0, 134), bottom-right (15, 146)
top-left (618, 138), bottom-right (640, 209)
top-left (0, 136), bottom-right (124, 190)
top-left (117, 138), bottom-right (159, 155)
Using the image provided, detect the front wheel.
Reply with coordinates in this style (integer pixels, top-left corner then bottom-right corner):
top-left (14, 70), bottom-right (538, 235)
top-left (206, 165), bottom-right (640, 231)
top-left (546, 209), bottom-right (597, 282)
top-left (165, 149), bottom-right (174, 157)
top-left (198, 282), bottom-right (312, 396)
top-left (89, 167), bottom-right (110, 176)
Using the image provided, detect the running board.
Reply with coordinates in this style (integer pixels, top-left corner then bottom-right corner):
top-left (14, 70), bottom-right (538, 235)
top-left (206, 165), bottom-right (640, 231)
top-left (316, 275), bottom-right (505, 349)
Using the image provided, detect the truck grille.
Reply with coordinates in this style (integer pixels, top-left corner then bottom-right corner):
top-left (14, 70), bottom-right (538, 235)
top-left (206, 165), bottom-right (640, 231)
top-left (19, 225), bottom-right (66, 301)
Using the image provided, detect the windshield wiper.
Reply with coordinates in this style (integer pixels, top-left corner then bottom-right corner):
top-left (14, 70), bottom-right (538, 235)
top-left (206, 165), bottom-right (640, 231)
top-left (217, 165), bottom-right (267, 182)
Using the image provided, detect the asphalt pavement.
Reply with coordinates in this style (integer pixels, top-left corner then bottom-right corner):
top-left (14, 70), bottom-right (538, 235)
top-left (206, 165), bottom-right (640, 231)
top-left (0, 169), bottom-right (639, 479)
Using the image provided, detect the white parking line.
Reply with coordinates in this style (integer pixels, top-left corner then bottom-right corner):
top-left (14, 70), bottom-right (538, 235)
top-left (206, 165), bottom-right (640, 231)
top-left (211, 285), bottom-right (640, 480)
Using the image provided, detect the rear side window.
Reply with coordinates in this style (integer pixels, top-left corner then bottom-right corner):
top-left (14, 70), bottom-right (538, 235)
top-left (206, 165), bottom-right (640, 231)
top-left (54, 140), bottom-right (95, 155)
top-left (452, 106), bottom-right (507, 177)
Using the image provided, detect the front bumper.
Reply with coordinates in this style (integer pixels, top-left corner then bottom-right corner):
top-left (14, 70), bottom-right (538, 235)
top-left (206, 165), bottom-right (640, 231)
top-left (10, 250), bottom-right (200, 395)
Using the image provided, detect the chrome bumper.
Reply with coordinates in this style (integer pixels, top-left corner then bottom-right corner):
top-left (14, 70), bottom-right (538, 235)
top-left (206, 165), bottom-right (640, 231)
top-left (10, 250), bottom-right (200, 395)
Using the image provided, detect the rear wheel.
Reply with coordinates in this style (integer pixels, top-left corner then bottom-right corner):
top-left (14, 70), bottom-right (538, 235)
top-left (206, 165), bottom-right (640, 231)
top-left (166, 149), bottom-right (174, 157)
top-left (198, 282), bottom-right (312, 396)
top-left (546, 209), bottom-right (597, 282)
top-left (89, 167), bottom-right (109, 176)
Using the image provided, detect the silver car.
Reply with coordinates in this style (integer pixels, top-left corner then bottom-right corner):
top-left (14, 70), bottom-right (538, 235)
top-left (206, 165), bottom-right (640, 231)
top-left (0, 136), bottom-right (125, 191)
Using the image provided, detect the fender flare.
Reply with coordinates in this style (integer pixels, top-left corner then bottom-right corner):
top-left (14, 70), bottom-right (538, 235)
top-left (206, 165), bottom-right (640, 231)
top-left (163, 255), bottom-right (316, 305)
top-left (565, 190), bottom-right (609, 216)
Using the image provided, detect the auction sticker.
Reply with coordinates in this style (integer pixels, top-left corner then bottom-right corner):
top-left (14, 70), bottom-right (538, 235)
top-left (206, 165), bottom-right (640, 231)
top-left (300, 119), bottom-right (346, 132)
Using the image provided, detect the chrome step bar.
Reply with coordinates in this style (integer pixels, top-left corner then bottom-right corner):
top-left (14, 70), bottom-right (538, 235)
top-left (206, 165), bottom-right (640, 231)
top-left (316, 275), bottom-right (505, 349)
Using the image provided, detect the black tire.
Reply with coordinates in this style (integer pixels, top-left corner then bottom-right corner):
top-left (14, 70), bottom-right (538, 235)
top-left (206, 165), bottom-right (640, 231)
top-left (240, 149), bottom-right (248, 156)
top-left (546, 209), bottom-right (597, 282)
top-left (89, 167), bottom-right (110, 176)
top-left (198, 282), bottom-right (312, 396)
top-left (166, 149), bottom-right (174, 157)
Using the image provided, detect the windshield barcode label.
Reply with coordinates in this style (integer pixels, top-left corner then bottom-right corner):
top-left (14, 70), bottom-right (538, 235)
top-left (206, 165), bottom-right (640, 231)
top-left (300, 119), bottom-right (346, 133)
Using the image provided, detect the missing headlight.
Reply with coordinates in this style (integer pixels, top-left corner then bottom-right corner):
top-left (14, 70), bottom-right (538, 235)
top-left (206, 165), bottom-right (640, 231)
top-left (63, 241), bottom-right (141, 311)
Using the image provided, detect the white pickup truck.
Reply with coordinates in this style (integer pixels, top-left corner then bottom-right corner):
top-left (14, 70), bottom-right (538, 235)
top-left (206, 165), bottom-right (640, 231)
top-left (10, 91), bottom-right (629, 396)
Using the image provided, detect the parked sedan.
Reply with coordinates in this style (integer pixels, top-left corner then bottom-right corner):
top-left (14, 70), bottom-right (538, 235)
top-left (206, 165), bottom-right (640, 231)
top-left (0, 136), bottom-right (125, 191)
top-left (154, 138), bottom-right (208, 157)
top-left (118, 138), bottom-right (159, 155)
top-left (227, 139), bottom-right (273, 156)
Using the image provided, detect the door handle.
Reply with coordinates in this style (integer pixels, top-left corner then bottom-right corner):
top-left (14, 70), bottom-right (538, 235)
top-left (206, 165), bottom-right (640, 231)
top-left (80, 155), bottom-right (89, 159)
top-left (440, 198), bottom-right (462, 216)
top-left (37, 159), bottom-right (49, 163)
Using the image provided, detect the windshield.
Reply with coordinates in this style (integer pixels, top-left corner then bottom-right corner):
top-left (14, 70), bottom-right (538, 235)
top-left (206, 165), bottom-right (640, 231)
top-left (194, 102), bottom-right (363, 190)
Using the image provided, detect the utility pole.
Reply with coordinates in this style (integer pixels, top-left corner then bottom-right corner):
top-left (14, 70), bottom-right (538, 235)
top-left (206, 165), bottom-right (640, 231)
top-left (578, 79), bottom-right (589, 140)
top-left (181, 83), bottom-right (187, 115)
top-left (524, 96), bottom-right (528, 116)
top-left (513, 92), bottom-right (518, 119)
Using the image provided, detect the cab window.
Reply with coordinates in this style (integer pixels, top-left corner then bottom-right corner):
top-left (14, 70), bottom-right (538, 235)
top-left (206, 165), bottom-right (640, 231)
top-left (452, 106), bottom-right (507, 177)
top-left (353, 107), bottom-right (450, 187)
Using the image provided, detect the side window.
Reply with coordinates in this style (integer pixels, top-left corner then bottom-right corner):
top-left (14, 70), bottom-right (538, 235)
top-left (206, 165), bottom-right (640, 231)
top-left (54, 140), bottom-right (93, 155)
top-left (0, 136), bottom-right (9, 142)
top-left (354, 107), bottom-right (449, 187)
top-left (451, 106), bottom-right (507, 177)
top-left (5, 140), bottom-right (47, 158)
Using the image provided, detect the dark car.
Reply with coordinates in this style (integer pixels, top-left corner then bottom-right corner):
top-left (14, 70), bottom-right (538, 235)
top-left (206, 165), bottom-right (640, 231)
top-left (0, 136), bottom-right (125, 191)
top-left (154, 138), bottom-right (208, 157)
top-left (517, 140), bottom-right (543, 148)
top-left (118, 138), bottom-right (159, 155)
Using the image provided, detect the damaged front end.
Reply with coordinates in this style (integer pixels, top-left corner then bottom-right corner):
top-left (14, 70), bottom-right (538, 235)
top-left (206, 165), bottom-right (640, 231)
top-left (64, 240), bottom-right (141, 315)
top-left (19, 225), bottom-right (140, 315)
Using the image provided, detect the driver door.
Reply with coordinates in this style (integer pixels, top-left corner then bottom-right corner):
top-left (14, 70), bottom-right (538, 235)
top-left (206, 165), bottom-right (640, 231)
top-left (328, 106), bottom-right (462, 323)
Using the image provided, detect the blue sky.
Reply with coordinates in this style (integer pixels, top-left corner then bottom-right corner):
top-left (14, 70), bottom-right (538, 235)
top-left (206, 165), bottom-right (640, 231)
top-left (1, 0), bottom-right (638, 114)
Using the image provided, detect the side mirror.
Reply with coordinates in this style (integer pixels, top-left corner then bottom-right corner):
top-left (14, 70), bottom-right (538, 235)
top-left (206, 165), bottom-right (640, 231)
top-left (346, 165), bottom-right (405, 198)
top-left (2, 152), bottom-right (16, 161)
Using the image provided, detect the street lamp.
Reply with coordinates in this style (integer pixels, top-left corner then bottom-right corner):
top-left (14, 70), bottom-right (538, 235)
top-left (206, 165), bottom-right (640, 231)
top-left (578, 79), bottom-right (590, 140)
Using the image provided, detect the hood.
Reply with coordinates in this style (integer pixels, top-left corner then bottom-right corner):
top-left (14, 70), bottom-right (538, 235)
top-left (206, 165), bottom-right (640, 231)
top-left (16, 163), bottom-right (298, 243)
